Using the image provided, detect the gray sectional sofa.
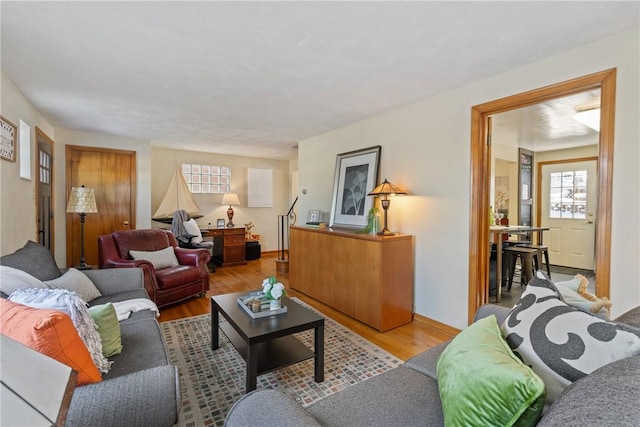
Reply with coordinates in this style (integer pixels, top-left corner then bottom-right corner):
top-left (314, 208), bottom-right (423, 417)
top-left (225, 303), bottom-right (640, 427)
top-left (0, 241), bottom-right (180, 427)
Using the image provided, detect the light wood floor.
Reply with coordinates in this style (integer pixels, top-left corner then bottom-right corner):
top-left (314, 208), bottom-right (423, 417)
top-left (158, 253), bottom-right (451, 361)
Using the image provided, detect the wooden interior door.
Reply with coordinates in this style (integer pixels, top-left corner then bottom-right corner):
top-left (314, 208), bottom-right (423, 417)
top-left (66, 146), bottom-right (136, 267)
top-left (36, 128), bottom-right (55, 254)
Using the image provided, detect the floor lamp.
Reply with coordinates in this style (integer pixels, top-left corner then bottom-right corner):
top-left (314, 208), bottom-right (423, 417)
top-left (66, 185), bottom-right (98, 269)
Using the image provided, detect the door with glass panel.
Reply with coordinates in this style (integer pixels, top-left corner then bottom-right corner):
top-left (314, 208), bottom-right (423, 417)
top-left (540, 159), bottom-right (597, 270)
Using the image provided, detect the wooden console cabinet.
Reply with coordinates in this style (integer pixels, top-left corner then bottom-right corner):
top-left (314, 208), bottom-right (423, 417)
top-left (289, 226), bottom-right (413, 332)
top-left (207, 227), bottom-right (247, 267)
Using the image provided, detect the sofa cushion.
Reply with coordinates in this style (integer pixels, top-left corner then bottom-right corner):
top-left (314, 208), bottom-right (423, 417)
top-left (0, 299), bottom-right (102, 385)
top-left (307, 366), bottom-right (444, 426)
top-left (437, 315), bottom-right (545, 427)
top-left (45, 267), bottom-right (103, 302)
top-left (0, 265), bottom-right (50, 295)
top-left (155, 265), bottom-right (202, 289)
top-left (8, 287), bottom-right (112, 375)
top-left (130, 246), bottom-right (179, 270)
top-left (537, 355), bottom-right (640, 426)
top-left (102, 317), bottom-right (169, 380)
top-left (501, 272), bottom-right (640, 406)
top-left (0, 240), bottom-right (61, 281)
top-left (89, 303), bottom-right (123, 357)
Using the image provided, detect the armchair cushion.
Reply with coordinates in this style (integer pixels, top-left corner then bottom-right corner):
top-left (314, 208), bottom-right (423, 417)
top-left (155, 265), bottom-right (203, 289)
top-left (130, 246), bottom-right (179, 270)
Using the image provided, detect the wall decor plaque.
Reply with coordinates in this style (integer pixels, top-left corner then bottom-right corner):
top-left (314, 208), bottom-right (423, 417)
top-left (1, 116), bottom-right (17, 162)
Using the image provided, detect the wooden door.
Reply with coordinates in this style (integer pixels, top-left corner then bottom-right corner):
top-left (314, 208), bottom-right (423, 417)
top-left (66, 146), bottom-right (136, 267)
top-left (36, 128), bottom-right (55, 254)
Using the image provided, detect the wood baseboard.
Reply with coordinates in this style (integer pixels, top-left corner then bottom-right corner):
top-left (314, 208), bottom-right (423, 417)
top-left (412, 313), bottom-right (460, 340)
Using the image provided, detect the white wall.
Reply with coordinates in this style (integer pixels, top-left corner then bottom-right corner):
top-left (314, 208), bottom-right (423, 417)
top-left (0, 73), bottom-right (55, 255)
top-left (298, 28), bottom-right (640, 328)
top-left (150, 147), bottom-right (291, 252)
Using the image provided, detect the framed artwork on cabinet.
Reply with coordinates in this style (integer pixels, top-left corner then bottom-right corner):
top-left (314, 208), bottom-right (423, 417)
top-left (329, 145), bottom-right (381, 229)
top-left (1, 116), bottom-right (17, 162)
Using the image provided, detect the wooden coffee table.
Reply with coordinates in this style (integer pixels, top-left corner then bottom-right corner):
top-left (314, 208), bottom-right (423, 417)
top-left (211, 292), bottom-right (324, 393)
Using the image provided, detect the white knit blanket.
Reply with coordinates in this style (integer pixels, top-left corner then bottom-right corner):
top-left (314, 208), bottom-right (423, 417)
top-left (112, 298), bottom-right (160, 321)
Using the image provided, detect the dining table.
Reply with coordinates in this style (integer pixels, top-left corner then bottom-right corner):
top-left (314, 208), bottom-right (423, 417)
top-left (489, 225), bottom-right (550, 303)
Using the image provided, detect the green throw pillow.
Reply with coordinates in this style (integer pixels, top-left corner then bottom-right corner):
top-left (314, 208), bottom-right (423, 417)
top-left (88, 303), bottom-right (123, 357)
top-left (437, 315), bottom-right (546, 427)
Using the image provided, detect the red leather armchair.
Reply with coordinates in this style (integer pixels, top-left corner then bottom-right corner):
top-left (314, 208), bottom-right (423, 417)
top-left (98, 229), bottom-right (210, 307)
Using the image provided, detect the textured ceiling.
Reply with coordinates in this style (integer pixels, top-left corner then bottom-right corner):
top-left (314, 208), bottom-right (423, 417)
top-left (1, 2), bottom-right (638, 160)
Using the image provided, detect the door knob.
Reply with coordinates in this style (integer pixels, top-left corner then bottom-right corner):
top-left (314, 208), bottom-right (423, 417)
top-left (123, 220), bottom-right (129, 226)
top-left (586, 219), bottom-right (594, 224)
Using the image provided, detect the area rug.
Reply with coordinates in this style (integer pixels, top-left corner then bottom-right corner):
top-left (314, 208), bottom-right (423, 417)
top-left (161, 298), bottom-right (403, 427)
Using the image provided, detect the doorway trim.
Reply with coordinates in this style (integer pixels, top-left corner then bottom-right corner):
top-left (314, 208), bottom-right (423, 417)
top-left (468, 68), bottom-right (616, 324)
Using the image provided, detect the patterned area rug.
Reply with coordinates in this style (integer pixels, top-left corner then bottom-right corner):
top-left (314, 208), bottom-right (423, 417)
top-left (161, 298), bottom-right (403, 426)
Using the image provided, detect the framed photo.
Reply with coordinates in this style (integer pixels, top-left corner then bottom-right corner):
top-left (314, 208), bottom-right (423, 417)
top-left (329, 145), bottom-right (381, 229)
top-left (216, 218), bottom-right (226, 228)
top-left (307, 210), bottom-right (320, 224)
top-left (1, 116), bottom-right (17, 162)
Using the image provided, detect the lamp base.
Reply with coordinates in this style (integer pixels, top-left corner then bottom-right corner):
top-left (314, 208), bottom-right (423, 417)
top-left (226, 206), bottom-right (235, 228)
top-left (377, 229), bottom-right (396, 236)
top-left (75, 260), bottom-right (93, 270)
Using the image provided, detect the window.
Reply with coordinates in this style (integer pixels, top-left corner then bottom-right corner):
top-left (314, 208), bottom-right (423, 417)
top-left (549, 170), bottom-right (587, 219)
top-left (182, 163), bottom-right (230, 194)
top-left (39, 148), bottom-right (51, 184)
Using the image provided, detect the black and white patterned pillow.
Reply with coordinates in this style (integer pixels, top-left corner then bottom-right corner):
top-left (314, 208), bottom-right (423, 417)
top-left (500, 272), bottom-right (640, 406)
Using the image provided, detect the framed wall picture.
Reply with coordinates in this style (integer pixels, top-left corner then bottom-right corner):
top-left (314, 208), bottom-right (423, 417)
top-left (307, 210), bottom-right (320, 224)
top-left (1, 116), bottom-right (17, 162)
top-left (329, 145), bottom-right (381, 229)
top-left (216, 218), bottom-right (226, 228)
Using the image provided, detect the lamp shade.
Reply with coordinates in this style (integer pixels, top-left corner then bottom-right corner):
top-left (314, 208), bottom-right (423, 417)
top-left (66, 186), bottom-right (98, 214)
top-left (221, 193), bottom-right (240, 206)
top-left (368, 179), bottom-right (407, 197)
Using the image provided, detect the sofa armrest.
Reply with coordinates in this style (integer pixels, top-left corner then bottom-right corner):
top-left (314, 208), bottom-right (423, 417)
top-left (404, 340), bottom-right (451, 379)
top-left (473, 303), bottom-right (511, 324)
top-left (224, 389), bottom-right (321, 427)
top-left (82, 268), bottom-right (145, 296)
top-left (614, 306), bottom-right (640, 328)
top-left (65, 365), bottom-right (179, 427)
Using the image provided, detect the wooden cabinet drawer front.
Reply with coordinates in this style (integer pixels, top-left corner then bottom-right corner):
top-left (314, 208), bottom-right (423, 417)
top-left (227, 228), bottom-right (245, 236)
top-left (225, 235), bottom-right (245, 246)
top-left (224, 246), bottom-right (245, 261)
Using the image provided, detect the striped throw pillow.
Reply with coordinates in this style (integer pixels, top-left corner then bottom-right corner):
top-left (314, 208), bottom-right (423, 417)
top-left (129, 246), bottom-right (179, 270)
